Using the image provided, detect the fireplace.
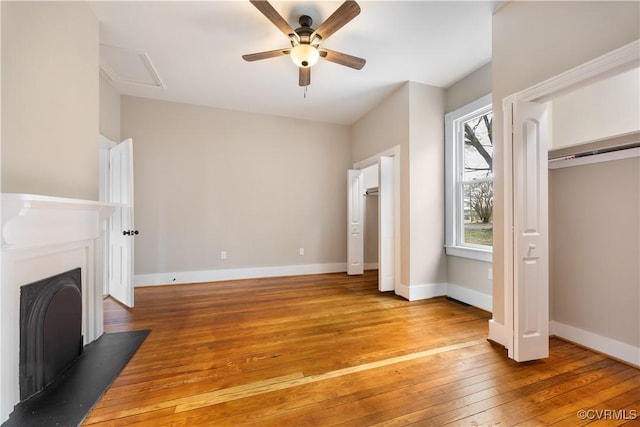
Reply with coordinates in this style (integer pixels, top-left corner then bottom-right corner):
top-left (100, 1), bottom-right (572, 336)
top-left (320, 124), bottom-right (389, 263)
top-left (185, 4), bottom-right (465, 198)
top-left (19, 268), bottom-right (83, 401)
top-left (1, 194), bottom-right (115, 424)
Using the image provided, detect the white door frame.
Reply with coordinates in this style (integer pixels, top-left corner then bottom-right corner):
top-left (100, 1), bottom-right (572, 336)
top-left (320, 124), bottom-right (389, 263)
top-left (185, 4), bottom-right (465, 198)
top-left (99, 135), bottom-right (117, 295)
top-left (500, 40), bottom-right (639, 358)
top-left (353, 145), bottom-right (401, 293)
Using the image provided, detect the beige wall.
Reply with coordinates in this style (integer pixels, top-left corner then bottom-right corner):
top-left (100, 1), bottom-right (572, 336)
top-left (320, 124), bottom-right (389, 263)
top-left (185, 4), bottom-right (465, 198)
top-left (1, 1), bottom-right (99, 199)
top-left (445, 62), bottom-right (493, 300)
top-left (351, 83), bottom-right (409, 163)
top-left (99, 74), bottom-right (121, 142)
top-left (352, 82), bottom-right (447, 295)
top-left (445, 62), bottom-right (492, 113)
top-left (364, 195), bottom-right (379, 265)
top-left (121, 96), bottom-right (350, 275)
top-left (407, 82), bottom-right (447, 288)
top-left (550, 157), bottom-right (639, 346)
top-left (492, 0), bottom-right (640, 325)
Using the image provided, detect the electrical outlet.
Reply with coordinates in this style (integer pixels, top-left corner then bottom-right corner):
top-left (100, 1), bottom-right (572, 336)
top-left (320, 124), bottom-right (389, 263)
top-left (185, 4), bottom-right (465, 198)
top-left (299, 248), bottom-right (304, 256)
top-left (221, 251), bottom-right (227, 260)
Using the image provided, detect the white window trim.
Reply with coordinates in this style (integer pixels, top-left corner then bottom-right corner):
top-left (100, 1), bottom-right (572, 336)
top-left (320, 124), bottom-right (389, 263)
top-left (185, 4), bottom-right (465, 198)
top-left (445, 93), bottom-right (493, 262)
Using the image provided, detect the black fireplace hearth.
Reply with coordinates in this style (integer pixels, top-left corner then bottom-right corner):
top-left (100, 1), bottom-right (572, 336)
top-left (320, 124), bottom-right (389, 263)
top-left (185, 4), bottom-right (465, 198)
top-left (4, 330), bottom-right (150, 427)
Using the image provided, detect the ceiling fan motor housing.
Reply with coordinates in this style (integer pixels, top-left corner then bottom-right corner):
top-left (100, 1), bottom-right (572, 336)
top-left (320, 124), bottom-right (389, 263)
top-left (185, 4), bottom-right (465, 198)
top-left (294, 15), bottom-right (315, 45)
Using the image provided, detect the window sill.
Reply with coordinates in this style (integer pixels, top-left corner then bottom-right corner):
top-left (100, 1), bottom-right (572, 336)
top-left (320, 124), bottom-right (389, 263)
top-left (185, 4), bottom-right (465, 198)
top-left (445, 245), bottom-right (492, 263)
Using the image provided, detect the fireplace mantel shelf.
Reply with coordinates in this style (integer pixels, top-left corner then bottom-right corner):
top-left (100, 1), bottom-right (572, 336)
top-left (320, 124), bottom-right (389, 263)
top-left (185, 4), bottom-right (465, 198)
top-left (1, 193), bottom-right (122, 249)
top-left (2, 192), bottom-right (121, 215)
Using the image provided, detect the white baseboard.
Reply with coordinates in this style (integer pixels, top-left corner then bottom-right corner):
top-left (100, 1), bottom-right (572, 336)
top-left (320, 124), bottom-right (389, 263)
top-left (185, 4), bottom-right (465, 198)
top-left (134, 263), bottom-right (347, 287)
top-left (446, 284), bottom-right (492, 312)
top-left (394, 283), bottom-right (410, 300)
top-left (488, 319), bottom-right (509, 348)
top-left (550, 321), bottom-right (640, 367)
top-left (395, 282), bottom-right (447, 301)
top-left (394, 282), bottom-right (492, 313)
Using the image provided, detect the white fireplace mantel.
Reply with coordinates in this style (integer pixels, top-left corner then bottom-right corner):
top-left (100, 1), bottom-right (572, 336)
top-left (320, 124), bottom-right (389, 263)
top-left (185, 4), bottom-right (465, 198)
top-left (1, 193), bottom-right (119, 423)
top-left (2, 193), bottom-right (118, 249)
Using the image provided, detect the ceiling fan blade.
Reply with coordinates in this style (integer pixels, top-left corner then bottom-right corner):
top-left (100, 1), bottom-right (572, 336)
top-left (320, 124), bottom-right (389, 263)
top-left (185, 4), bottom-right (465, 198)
top-left (311, 0), bottom-right (361, 42)
top-left (250, 0), bottom-right (297, 38)
top-left (299, 67), bottom-right (310, 86)
top-left (242, 48), bottom-right (290, 62)
top-left (319, 49), bottom-right (365, 70)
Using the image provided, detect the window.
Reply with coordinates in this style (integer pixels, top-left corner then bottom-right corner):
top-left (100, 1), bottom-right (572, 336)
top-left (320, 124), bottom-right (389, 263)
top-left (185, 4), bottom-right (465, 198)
top-left (445, 94), bottom-right (493, 261)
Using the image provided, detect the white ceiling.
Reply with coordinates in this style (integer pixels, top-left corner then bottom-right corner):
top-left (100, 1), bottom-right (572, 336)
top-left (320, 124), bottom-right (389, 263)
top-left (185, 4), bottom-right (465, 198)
top-left (90, 1), bottom-right (497, 125)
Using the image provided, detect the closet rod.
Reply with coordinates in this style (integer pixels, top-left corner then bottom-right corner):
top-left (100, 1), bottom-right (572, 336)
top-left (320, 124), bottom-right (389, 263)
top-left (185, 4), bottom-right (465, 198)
top-left (548, 131), bottom-right (640, 161)
top-left (549, 141), bottom-right (640, 163)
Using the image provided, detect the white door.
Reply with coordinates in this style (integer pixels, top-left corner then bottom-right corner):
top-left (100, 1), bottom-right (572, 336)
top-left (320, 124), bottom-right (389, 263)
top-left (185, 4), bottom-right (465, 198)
top-left (109, 138), bottom-right (135, 307)
top-left (378, 157), bottom-right (395, 291)
top-left (512, 101), bottom-right (549, 361)
top-left (347, 169), bottom-right (364, 275)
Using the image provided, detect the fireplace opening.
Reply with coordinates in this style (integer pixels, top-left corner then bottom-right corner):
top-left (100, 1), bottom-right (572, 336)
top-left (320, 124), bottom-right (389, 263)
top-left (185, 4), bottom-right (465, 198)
top-left (19, 268), bottom-right (82, 401)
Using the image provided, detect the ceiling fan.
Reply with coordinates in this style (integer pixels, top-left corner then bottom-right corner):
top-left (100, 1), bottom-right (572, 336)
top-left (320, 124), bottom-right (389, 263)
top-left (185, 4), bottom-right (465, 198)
top-left (242, 0), bottom-right (366, 87)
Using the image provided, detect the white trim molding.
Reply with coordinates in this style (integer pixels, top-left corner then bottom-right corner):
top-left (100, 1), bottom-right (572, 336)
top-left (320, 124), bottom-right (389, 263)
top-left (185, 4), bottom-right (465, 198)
top-left (134, 263), bottom-right (347, 287)
top-left (517, 40), bottom-right (640, 104)
top-left (488, 319), bottom-right (510, 348)
top-left (445, 94), bottom-right (494, 261)
top-left (395, 282), bottom-right (447, 301)
top-left (445, 246), bottom-right (492, 263)
top-left (446, 284), bottom-right (492, 312)
top-left (550, 321), bottom-right (640, 368)
top-left (353, 145), bottom-right (401, 170)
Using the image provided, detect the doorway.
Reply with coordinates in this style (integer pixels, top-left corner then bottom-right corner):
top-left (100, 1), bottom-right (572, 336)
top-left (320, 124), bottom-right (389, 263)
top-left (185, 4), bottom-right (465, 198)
top-left (98, 135), bottom-right (136, 308)
top-left (501, 41), bottom-right (639, 362)
top-left (349, 146), bottom-right (401, 293)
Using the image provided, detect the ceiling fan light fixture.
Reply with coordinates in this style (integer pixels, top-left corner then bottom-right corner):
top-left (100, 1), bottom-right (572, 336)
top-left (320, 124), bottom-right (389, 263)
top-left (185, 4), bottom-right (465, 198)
top-left (290, 44), bottom-right (319, 68)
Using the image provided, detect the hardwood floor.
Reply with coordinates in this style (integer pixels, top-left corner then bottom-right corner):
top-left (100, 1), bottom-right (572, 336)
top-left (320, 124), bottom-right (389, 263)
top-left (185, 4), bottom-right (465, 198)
top-left (84, 271), bottom-right (640, 426)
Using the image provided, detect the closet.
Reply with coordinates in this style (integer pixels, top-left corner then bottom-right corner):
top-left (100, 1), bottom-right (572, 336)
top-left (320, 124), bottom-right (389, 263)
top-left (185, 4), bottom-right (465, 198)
top-left (349, 154), bottom-right (397, 293)
top-left (547, 66), bottom-right (639, 364)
